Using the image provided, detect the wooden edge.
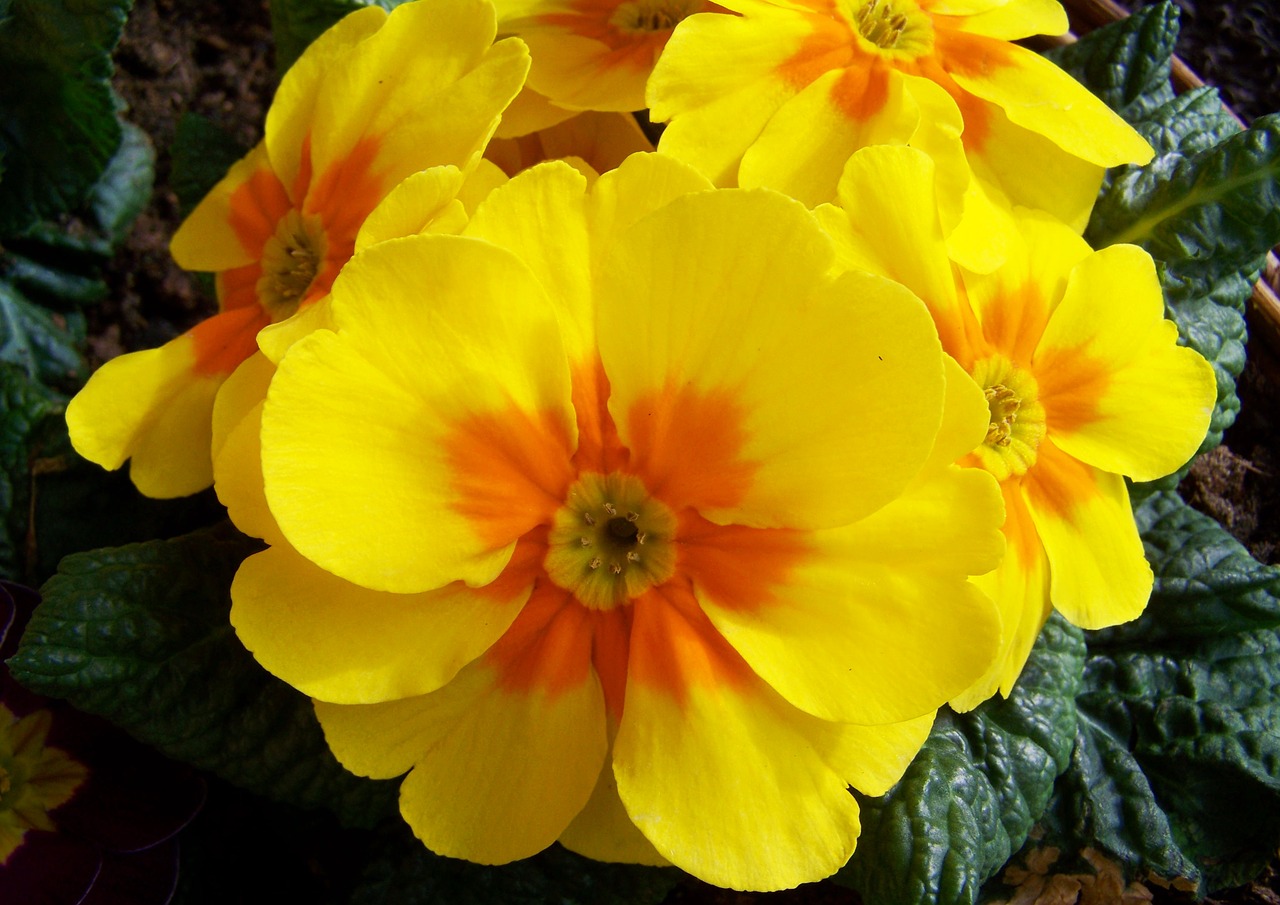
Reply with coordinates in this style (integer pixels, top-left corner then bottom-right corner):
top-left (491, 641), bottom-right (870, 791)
top-left (1057, 0), bottom-right (1280, 354)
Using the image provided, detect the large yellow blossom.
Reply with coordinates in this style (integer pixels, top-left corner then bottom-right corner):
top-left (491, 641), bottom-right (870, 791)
top-left (648, 0), bottom-right (1153, 230)
top-left (65, 0), bottom-right (530, 498)
top-left (817, 146), bottom-right (1215, 704)
top-left (226, 154), bottom-right (1005, 890)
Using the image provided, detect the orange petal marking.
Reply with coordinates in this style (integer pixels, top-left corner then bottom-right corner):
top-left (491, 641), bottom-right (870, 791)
top-left (191, 305), bottom-right (270, 377)
top-left (443, 406), bottom-right (578, 549)
top-left (977, 280), bottom-right (1051, 366)
top-left (1034, 343), bottom-right (1110, 436)
top-left (623, 379), bottom-right (758, 513)
top-left (572, 358), bottom-right (629, 475)
top-left (676, 510), bottom-right (812, 612)
top-left (490, 579), bottom-right (597, 695)
top-left (590, 606), bottom-right (634, 719)
top-left (776, 14), bottom-right (858, 92)
top-left (227, 165), bottom-right (293, 256)
top-left (1022, 438), bottom-right (1101, 521)
top-left (830, 61), bottom-right (892, 122)
top-left (1000, 476), bottom-right (1041, 564)
top-left (627, 581), bottom-right (755, 706)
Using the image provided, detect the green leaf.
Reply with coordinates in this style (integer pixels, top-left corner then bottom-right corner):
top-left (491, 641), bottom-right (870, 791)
top-left (834, 615), bottom-right (1086, 905)
top-left (1043, 2), bottom-right (1178, 124)
top-left (88, 120), bottom-right (156, 247)
top-left (170, 113), bottom-right (249, 219)
top-left (0, 362), bottom-right (63, 581)
top-left (0, 0), bottom-right (131, 235)
top-left (1089, 491), bottom-right (1280, 647)
top-left (0, 279), bottom-right (85, 387)
top-left (1040, 494), bottom-right (1280, 893)
top-left (351, 827), bottom-right (680, 905)
top-left (1134, 87), bottom-right (1242, 159)
top-left (1086, 115), bottom-right (1280, 455)
top-left (8, 524), bottom-right (398, 828)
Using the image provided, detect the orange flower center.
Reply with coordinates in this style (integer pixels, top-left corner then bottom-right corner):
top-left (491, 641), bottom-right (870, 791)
top-left (256, 210), bottom-right (327, 322)
top-left (544, 472), bottom-right (678, 609)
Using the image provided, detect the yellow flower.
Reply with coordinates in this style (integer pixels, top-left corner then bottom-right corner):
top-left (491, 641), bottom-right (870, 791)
top-left (817, 146), bottom-right (1215, 705)
top-left (486, 110), bottom-right (654, 177)
top-left (648, 0), bottom-right (1153, 231)
top-left (65, 0), bottom-right (530, 498)
top-left (227, 154), bottom-right (1005, 890)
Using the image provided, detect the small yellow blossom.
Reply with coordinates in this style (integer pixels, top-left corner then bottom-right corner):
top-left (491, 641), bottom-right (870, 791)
top-left (226, 154), bottom-right (1005, 890)
top-left (648, 0), bottom-right (1152, 232)
top-left (65, 0), bottom-right (530, 497)
top-left (817, 146), bottom-right (1215, 703)
top-left (0, 705), bottom-right (88, 864)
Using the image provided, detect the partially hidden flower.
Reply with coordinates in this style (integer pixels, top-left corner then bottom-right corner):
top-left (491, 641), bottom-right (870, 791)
top-left (224, 153), bottom-right (1006, 890)
top-left (490, 0), bottom-right (722, 136)
top-left (647, 0), bottom-right (1153, 233)
top-left (66, 0), bottom-right (530, 498)
top-left (486, 110), bottom-right (654, 176)
top-left (0, 583), bottom-right (204, 903)
top-left (816, 146), bottom-right (1215, 704)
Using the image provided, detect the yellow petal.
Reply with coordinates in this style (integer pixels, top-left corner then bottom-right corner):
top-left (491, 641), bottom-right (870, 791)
top-left (558, 757), bottom-right (670, 866)
top-left (943, 33), bottom-right (1153, 167)
top-left (947, 0), bottom-right (1067, 40)
top-left (211, 352), bottom-right (284, 544)
top-left (317, 597), bottom-right (608, 863)
top-left (951, 478), bottom-right (1052, 709)
top-left (354, 166), bottom-right (469, 252)
top-left (493, 85), bottom-right (579, 139)
top-left (740, 68), bottom-right (917, 206)
top-left (170, 142), bottom-right (283, 272)
top-left (231, 544), bottom-right (531, 703)
top-left (1034, 244), bottom-right (1215, 481)
top-left (66, 336), bottom-right (223, 498)
top-left (262, 236), bottom-right (576, 593)
top-left (615, 590), bottom-right (860, 891)
top-left (487, 110), bottom-right (653, 178)
top-left (821, 712), bottom-right (935, 796)
top-left (599, 189), bottom-right (944, 529)
top-left (1023, 440), bottom-right (1152, 630)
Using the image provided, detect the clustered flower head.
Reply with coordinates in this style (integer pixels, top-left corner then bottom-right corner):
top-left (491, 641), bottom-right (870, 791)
top-left (64, 0), bottom-right (1216, 892)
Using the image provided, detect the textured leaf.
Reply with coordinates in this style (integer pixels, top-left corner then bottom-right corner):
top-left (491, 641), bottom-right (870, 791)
top-left (0, 279), bottom-right (85, 387)
top-left (1039, 494), bottom-right (1280, 893)
top-left (8, 525), bottom-right (398, 828)
top-left (1044, 2), bottom-right (1178, 124)
top-left (0, 0), bottom-right (130, 235)
top-left (88, 121), bottom-right (156, 247)
top-left (834, 615), bottom-right (1086, 905)
top-left (1134, 87), bottom-right (1242, 159)
top-left (0, 362), bottom-right (63, 581)
top-left (351, 826), bottom-right (680, 905)
top-left (170, 114), bottom-right (249, 219)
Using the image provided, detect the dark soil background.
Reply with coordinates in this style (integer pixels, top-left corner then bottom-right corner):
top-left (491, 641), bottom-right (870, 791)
top-left (97, 1), bottom-right (1280, 902)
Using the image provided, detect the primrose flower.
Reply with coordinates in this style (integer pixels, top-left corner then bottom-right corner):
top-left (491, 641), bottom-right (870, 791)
top-left (0, 583), bottom-right (204, 903)
top-left (817, 146), bottom-right (1215, 704)
top-left (65, 0), bottom-right (530, 498)
top-left (648, 0), bottom-right (1153, 231)
top-left (226, 155), bottom-right (1005, 890)
top-left (486, 110), bottom-right (654, 177)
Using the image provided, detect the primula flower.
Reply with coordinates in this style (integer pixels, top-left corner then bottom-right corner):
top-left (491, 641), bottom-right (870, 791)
top-left (0, 584), bottom-right (204, 903)
top-left (226, 154), bottom-right (1006, 890)
top-left (485, 110), bottom-right (654, 176)
top-left (816, 146), bottom-right (1215, 703)
top-left (647, 0), bottom-right (1153, 231)
top-left (65, 0), bottom-right (530, 498)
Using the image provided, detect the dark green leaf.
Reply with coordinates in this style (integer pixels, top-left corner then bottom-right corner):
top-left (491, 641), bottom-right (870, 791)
top-left (0, 279), bottom-right (85, 387)
top-left (170, 114), bottom-right (249, 218)
top-left (88, 120), bottom-right (156, 246)
top-left (0, 0), bottom-right (131, 235)
top-left (0, 251), bottom-right (108, 308)
top-left (1044, 2), bottom-right (1178, 124)
top-left (835, 615), bottom-right (1086, 905)
top-left (0, 362), bottom-right (63, 581)
top-left (1089, 491), bottom-right (1280, 647)
top-left (1134, 87), bottom-right (1242, 159)
top-left (8, 524), bottom-right (398, 828)
top-left (271, 0), bottom-right (367, 74)
top-left (351, 825), bottom-right (680, 905)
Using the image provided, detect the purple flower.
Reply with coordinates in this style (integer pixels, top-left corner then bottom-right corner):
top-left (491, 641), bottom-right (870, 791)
top-left (0, 582), bottom-right (205, 904)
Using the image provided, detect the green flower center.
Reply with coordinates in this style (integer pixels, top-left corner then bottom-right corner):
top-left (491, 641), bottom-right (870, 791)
top-left (257, 210), bottom-right (327, 322)
top-left (970, 355), bottom-right (1046, 481)
top-left (544, 472), bottom-right (677, 609)
top-left (850, 0), bottom-right (932, 57)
